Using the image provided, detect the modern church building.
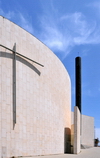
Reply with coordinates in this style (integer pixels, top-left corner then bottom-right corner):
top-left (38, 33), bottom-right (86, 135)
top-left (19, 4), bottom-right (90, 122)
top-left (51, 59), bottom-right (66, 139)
top-left (0, 16), bottom-right (94, 158)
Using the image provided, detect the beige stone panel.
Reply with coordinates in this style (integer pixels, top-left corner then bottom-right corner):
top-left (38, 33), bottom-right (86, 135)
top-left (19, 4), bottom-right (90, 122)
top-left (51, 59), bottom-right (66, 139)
top-left (0, 103), bottom-right (1, 158)
top-left (2, 138), bottom-right (7, 146)
top-left (7, 141), bottom-right (11, 157)
top-left (74, 106), bottom-right (80, 154)
top-left (81, 115), bottom-right (94, 147)
top-left (0, 16), bottom-right (71, 157)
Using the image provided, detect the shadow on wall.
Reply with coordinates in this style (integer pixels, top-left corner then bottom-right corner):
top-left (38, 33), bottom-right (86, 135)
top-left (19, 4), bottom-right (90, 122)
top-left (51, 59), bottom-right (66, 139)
top-left (64, 128), bottom-right (71, 154)
top-left (71, 124), bottom-right (74, 153)
top-left (0, 51), bottom-right (41, 130)
top-left (0, 51), bottom-right (41, 75)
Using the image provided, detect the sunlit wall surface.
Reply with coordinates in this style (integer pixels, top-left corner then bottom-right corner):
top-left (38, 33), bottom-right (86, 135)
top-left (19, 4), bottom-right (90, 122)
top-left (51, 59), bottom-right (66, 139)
top-left (0, 16), bottom-right (71, 157)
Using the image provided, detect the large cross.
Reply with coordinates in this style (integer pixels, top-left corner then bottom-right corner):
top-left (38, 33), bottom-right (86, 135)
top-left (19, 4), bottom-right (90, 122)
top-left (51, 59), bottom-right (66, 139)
top-left (0, 43), bottom-right (44, 129)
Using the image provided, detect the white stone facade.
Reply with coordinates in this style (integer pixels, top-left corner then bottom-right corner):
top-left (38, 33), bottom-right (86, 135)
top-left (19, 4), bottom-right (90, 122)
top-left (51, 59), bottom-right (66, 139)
top-left (81, 115), bottom-right (94, 147)
top-left (71, 111), bottom-right (94, 153)
top-left (0, 16), bottom-right (71, 157)
top-left (74, 106), bottom-right (80, 154)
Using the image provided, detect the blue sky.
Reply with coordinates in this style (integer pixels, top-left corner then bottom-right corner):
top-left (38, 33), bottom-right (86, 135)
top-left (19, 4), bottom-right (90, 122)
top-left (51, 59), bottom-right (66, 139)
top-left (0, 0), bottom-right (100, 139)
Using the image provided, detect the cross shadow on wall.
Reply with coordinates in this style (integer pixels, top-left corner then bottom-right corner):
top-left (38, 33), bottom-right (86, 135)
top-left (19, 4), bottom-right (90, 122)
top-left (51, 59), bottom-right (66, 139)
top-left (64, 127), bottom-right (71, 154)
top-left (0, 51), bottom-right (41, 129)
top-left (0, 51), bottom-right (41, 76)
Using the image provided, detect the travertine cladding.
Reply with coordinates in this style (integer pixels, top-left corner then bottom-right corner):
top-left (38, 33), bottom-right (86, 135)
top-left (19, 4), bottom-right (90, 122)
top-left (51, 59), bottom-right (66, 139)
top-left (71, 111), bottom-right (94, 150)
top-left (0, 16), bottom-right (71, 157)
top-left (81, 115), bottom-right (94, 147)
top-left (74, 106), bottom-right (80, 154)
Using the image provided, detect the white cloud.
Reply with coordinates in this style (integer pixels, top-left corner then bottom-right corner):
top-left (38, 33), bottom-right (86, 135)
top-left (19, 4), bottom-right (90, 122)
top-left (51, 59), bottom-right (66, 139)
top-left (61, 12), bottom-right (87, 36)
top-left (87, 1), bottom-right (100, 10)
top-left (42, 27), bottom-right (64, 50)
top-left (17, 13), bottom-right (34, 34)
top-left (1, 1), bottom-right (100, 59)
top-left (87, 1), bottom-right (100, 20)
top-left (39, 10), bottom-right (100, 59)
top-left (0, 8), bottom-right (34, 34)
top-left (81, 49), bottom-right (90, 57)
top-left (61, 12), bottom-right (97, 45)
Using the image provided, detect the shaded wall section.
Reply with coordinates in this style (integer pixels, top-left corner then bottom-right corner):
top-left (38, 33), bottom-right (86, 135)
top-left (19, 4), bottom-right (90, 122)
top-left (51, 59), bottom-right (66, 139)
top-left (64, 128), bottom-right (71, 153)
top-left (71, 112), bottom-right (74, 153)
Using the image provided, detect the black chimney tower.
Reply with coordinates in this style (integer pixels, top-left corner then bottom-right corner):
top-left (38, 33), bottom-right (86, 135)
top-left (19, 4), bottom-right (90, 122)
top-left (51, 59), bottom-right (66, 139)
top-left (75, 56), bottom-right (81, 113)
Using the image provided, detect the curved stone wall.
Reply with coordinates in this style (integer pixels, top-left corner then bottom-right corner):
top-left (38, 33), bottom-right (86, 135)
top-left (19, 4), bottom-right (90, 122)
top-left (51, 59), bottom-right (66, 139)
top-left (0, 16), bottom-right (71, 157)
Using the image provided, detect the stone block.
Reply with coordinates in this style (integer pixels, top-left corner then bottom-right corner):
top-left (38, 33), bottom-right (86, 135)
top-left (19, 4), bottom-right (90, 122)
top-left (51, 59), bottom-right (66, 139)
top-left (74, 106), bottom-right (80, 154)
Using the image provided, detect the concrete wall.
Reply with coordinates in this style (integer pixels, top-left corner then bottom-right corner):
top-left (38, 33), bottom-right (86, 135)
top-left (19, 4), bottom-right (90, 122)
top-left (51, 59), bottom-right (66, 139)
top-left (81, 115), bottom-right (94, 147)
top-left (0, 16), bottom-right (71, 157)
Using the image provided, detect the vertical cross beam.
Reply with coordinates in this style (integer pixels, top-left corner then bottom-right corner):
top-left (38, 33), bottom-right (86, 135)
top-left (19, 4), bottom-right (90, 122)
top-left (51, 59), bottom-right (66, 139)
top-left (13, 43), bottom-right (16, 129)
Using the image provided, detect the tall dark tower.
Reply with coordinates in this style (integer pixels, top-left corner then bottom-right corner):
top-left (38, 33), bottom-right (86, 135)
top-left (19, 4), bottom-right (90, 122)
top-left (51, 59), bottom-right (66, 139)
top-left (75, 56), bottom-right (81, 113)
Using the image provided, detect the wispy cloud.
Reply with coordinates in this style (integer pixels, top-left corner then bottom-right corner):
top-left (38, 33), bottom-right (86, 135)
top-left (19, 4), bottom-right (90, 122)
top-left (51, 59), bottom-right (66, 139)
top-left (0, 9), bottom-right (14, 19)
top-left (87, 1), bottom-right (100, 11)
top-left (81, 48), bottom-right (90, 57)
top-left (0, 8), bottom-right (34, 34)
top-left (17, 13), bottom-right (34, 34)
top-left (39, 16), bottom-right (70, 55)
top-left (61, 12), bottom-right (97, 45)
top-left (38, 5), bottom-right (99, 59)
top-left (39, 12), bottom-right (73, 58)
top-left (1, 1), bottom-right (100, 59)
